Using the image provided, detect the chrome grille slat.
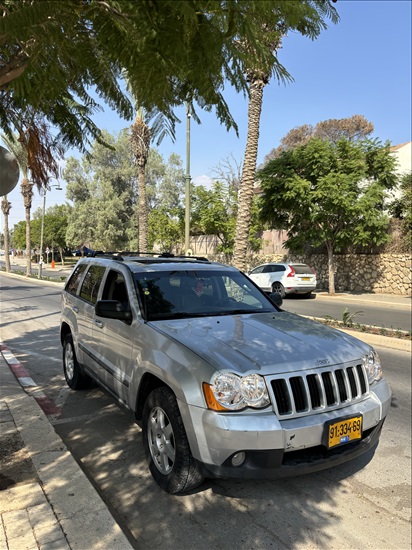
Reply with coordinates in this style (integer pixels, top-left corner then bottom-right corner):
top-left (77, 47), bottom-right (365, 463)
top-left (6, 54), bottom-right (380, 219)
top-left (269, 362), bottom-right (369, 418)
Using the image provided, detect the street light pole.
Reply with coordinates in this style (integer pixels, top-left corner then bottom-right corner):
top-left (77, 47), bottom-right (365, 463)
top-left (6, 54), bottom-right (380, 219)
top-left (39, 190), bottom-right (46, 262)
top-left (39, 184), bottom-right (62, 265)
top-left (184, 103), bottom-right (191, 255)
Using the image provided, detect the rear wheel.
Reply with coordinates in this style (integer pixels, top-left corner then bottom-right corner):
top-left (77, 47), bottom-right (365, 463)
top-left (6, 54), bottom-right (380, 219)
top-left (142, 387), bottom-right (204, 494)
top-left (63, 334), bottom-right (91, 390)
top-left (272, 282), bottom-right (286, 299)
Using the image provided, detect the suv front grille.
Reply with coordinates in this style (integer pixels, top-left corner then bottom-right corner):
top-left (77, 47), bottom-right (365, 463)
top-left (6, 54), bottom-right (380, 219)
top-left (269, 363), bottom-right (369, 418)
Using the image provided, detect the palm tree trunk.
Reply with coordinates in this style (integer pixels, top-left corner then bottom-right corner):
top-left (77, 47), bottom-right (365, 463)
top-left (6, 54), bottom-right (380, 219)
top-left (21, 179), bottom-right (33, 276)
top-left (138, 165), bottom-right (148, 251)
top-left (1, 196), bottom-right (12, 272)
top-left (233, 78), bottom-right (265, 270)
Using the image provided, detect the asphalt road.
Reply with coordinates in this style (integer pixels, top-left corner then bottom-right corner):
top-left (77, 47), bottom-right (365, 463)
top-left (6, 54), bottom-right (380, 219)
top-left (1, 274), bottom-right (411, 549)
top-left (281, 294), bottom-right (412, 332)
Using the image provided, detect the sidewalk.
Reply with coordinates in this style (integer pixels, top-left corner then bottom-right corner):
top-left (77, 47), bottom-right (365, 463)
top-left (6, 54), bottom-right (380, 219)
top-left (0, 354), bottom-right (134, 550)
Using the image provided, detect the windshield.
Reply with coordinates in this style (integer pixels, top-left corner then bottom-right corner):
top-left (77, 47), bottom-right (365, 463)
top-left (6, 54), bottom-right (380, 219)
top-left (133, 269), bottom-right (276, 321)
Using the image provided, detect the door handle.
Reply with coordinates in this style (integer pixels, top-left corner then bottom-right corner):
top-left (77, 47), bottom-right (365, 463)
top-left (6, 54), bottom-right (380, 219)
top-left (72, 306), bottom-right (79, 313)
top-left (93, 320), bottom-right (103, 329)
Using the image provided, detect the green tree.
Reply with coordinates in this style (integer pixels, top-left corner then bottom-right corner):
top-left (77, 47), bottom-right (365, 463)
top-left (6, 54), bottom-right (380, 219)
top-left (148, 207), bottom-right (183, 253)
top-left (63, 130), bottom-right (136, 251)
top-left (390, 172), bottom-right (412, 252)
top-left (264, 115), bottom-right (375, 162)
top-left (32, 204), bottom-right (71, 263)
top-left (258, 138), bottom-right (398, 294)
top-left (2, 1), bottom-right (327, 156)
top-left (232, 1), bottom-right (339, 270)
top-left (191, 181), bottom-right (262, 260)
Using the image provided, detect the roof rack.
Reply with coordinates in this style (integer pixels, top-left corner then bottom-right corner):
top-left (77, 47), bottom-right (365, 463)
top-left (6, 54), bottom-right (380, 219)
top-left (87, 251), bottom-right (210, 263)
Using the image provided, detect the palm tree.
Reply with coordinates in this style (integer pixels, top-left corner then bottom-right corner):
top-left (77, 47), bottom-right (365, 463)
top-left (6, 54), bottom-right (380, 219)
top-left (130, 109), bottom-right (151, 251)
top-left (232, 3), bottom-right (339, 271)
top-left (128, 79), bottom-right (176, 251)
top-left (1, 133), bottom-right (33, 275)
top-left (232, 30), bottom-right (285, 271)
top-left (1, 195), bottom-right (12, 272)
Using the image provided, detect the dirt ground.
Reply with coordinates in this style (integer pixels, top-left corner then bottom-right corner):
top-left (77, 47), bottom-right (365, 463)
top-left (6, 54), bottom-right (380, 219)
top-left (0, 413), bottom-right (38, 491)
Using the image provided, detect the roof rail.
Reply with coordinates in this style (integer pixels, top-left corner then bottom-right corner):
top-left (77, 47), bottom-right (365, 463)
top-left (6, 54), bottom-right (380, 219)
top-left (87, 251), bottom-right (210, 263)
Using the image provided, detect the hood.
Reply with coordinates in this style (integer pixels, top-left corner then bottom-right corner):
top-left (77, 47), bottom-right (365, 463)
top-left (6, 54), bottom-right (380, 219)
top-left (150, 311), bottom-right (370, 376)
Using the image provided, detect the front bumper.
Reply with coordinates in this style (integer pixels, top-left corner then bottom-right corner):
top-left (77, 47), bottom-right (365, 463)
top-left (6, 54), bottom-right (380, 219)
top-left (181, 379), bottom-right (391, 479)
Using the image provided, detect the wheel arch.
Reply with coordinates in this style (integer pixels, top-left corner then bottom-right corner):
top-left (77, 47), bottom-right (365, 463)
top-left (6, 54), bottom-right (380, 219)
top-left (134, 373), bottom-right (170, 424)
top-left (60, 322), bottom-right (72, 345)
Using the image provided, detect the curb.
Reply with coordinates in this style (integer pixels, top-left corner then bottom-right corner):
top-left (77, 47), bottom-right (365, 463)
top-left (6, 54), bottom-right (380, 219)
top-left (303, 317), bottom-right (411, 352)
top-left (0, 345), bottom-right (134, 550)
top-left (336, 327), bottom-right (412, 353)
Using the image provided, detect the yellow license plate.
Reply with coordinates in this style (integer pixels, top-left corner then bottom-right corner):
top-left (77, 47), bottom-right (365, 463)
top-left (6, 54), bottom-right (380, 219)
top-left (327, 416), bottom-right (362, 448)
top-left (301, 277), bottom-right (310, 281)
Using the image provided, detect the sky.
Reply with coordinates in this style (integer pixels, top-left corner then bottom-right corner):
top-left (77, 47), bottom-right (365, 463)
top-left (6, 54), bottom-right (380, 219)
top-left (2, 0), bottom-right (411, 231)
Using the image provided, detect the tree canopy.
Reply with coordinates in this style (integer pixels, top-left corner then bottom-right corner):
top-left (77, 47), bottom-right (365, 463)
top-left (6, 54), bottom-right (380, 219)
top-left (258, 137), bottom-right (398, 293)
top-left (63, 130), bottom-right (186, 251)
top-left (1, 1), bottom-right (338, 151)
top-left (264, 115), bottom-right (374, 162)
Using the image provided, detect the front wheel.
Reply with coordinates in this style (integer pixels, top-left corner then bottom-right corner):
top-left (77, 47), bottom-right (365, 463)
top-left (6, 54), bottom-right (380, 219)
top-left (142, 387), bottom-right (204, 494)
top-left (63, 334), bottom-right (91, 390)
top-left (272, 282), bottom-right (286, 299)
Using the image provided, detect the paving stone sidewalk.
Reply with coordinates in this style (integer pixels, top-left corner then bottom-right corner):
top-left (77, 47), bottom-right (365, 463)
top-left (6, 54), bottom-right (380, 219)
top-left (0, 355), bottom-right (134, 550)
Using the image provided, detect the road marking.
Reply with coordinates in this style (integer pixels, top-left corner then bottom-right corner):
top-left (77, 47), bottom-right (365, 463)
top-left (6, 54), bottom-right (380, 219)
top-left (55, 386), bottom-right (72, 409)
top-left (1, 341), bottom-right (62, 418)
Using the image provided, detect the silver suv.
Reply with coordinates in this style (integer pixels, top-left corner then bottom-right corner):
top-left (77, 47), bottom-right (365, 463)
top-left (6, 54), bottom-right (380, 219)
top-left (60, 253), bottom-right (391, 494)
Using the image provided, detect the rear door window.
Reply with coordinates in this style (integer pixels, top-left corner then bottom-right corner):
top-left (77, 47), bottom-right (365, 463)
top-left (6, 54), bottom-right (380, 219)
top-left (79, 265), bottom-right (106, 304)
top-left (65, 264), bottom-right (88, 295)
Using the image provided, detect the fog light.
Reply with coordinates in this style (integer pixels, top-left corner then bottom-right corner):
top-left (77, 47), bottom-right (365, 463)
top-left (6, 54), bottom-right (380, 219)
top-left (231, 451), bottom-right (246, 467)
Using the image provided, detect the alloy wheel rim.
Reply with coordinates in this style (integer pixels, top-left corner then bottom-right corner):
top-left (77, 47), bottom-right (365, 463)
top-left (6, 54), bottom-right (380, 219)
top-left (147, 406), bottom-right (175, 475)
top-left (65, 344), bottom-right (74, 380)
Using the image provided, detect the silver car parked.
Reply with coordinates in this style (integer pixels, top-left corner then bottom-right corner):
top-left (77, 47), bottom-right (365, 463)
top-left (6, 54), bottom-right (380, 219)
top-left (60, 253), bottom-right (391, 494)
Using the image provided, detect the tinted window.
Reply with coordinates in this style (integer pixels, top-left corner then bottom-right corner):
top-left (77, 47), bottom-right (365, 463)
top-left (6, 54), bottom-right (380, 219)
top-left (65, 264), bottom-right (88, 295)
top-left (79, 265), bottom-right (106, 304)
top-left (292, 264), bottom-right (313, 275)
top-left (250, 266), bottom-right (264, 274)
top-left (102, 270), bottom-right (130, 310)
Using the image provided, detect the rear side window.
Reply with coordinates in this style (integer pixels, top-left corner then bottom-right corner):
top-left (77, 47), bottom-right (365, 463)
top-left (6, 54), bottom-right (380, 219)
top-left (292, 264), bottom-right (312, 275)
top-left (79, 266), bottom-right (106, 304)
top-left (65, 264), bottom-right (88, 295)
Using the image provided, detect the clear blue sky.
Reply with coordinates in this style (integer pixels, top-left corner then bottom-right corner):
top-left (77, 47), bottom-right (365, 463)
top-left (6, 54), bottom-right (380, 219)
top-left (2, 0), bottom-right (411, 230)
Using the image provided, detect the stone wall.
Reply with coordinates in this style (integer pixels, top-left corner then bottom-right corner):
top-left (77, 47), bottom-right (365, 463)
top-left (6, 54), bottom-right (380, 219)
top-left (244, 253), bottom-right (412, 296)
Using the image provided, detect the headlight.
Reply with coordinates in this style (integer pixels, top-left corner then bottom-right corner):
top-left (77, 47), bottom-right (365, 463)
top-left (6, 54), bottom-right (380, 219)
top-left (364, 349), bottom-right (383, 385)
top-left (203, 372), bottom-right (270, 411)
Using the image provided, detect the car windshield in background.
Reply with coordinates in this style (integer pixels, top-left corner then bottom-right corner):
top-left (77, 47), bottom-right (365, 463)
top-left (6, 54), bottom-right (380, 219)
top-left (134, 270), bottom-right (277, 321)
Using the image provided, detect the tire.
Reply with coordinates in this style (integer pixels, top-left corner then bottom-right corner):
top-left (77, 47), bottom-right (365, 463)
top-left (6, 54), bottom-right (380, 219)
top-left (272, 282), bottom-right (286, 299)
top-left (63, 334), bottom-right (92, 390)
top-left (142, 387), bottom-right (204, 494)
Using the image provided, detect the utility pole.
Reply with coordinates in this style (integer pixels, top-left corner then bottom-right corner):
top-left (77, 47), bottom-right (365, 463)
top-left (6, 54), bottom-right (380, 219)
top-left (184, 103), bottom-right (191, 255)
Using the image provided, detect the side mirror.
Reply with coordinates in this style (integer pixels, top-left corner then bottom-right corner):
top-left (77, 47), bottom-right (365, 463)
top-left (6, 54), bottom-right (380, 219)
top-left (269, 292), bottom-right (283, 308)
top-left (95, 300), bottom-right (132, 321)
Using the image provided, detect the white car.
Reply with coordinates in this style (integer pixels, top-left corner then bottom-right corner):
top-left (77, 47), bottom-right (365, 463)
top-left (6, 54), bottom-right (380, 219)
top-left (248, 262), bottom-right (317, 298)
